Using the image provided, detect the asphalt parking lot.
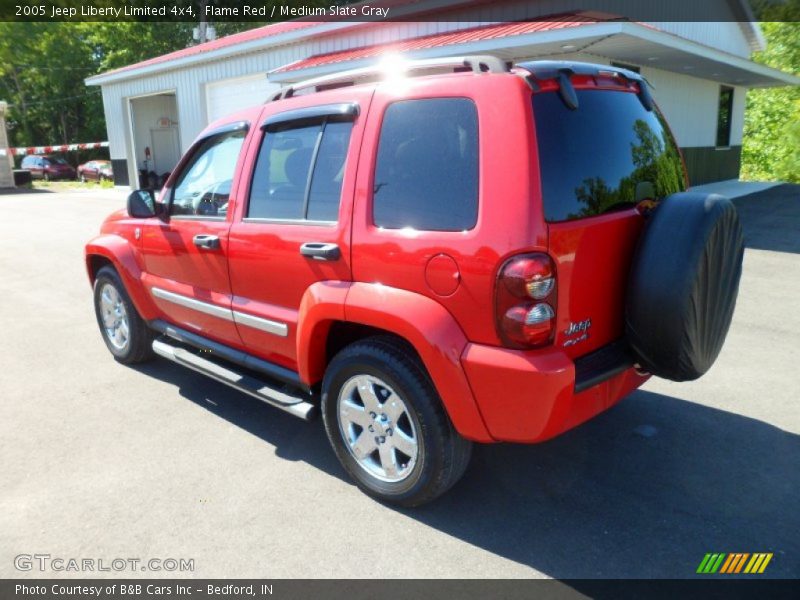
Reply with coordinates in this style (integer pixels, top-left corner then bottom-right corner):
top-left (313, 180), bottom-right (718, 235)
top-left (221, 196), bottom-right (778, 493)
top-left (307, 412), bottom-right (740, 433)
top-left (1, 184), bottom-right (798, 579)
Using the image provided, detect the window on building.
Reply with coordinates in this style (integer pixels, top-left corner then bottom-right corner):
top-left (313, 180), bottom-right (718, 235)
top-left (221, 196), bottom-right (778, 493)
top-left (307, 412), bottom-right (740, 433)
top-left (716, 86), bottom-right (734, 148)
top-left (248, 120), bottom-right (353, 222)
top-left (372, 98), bottom-right (479, 231)
top-left (171, 129), bottom-right (246, 217)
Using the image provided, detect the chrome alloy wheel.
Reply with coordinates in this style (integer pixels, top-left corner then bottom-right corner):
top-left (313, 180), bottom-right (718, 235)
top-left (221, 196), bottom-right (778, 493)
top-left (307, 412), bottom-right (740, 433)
top-left (337, 375), bottom-right (419, 483)
top-left (99, 283), bottom-right (130, 351)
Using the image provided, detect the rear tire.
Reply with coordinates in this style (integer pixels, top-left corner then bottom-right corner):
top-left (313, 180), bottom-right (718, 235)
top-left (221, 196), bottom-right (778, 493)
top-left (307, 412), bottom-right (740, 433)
top-left (322, 337), bottom-right (472, 507)
top-left (93, 266), bottom-right (155, 364)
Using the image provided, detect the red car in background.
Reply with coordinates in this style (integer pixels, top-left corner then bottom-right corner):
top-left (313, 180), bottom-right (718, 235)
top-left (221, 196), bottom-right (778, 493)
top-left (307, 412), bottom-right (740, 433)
top-left (78, 160), bottom-right (113, 182)
top-left (20, 154), bottom-right (76, 181)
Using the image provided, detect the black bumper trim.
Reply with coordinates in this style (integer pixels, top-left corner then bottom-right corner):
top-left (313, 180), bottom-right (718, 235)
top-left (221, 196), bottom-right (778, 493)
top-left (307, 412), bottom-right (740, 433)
top-left (574, 339), bottom-right (634, 393)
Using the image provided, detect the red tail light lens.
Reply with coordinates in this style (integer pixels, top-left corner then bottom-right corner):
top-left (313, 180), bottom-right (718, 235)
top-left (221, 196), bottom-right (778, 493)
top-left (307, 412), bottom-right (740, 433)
top-left (501, 255), bottom-right (556, 299)
top-left (496, 253), bottom-right (557, 348)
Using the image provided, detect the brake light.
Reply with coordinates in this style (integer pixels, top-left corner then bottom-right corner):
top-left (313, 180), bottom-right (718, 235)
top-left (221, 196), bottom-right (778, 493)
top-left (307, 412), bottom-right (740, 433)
top-left (495, 253), bottom-right (557, 348)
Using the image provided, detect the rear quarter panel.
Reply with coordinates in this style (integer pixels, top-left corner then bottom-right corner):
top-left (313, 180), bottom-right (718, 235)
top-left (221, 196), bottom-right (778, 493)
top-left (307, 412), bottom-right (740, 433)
top-left (351, 74), bottom-right (547, 346)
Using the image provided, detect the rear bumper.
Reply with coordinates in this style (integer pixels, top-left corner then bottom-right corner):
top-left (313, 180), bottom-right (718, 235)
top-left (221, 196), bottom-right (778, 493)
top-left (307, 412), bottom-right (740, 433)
top-left (461, 341), bottom-right (649, 443)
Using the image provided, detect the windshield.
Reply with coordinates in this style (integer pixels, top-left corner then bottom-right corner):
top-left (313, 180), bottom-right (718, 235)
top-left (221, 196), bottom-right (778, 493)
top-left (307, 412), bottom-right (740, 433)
top-left (533, 89), bottom-right (685, 222)
top-left (49, 157), bottom-right (69, 165)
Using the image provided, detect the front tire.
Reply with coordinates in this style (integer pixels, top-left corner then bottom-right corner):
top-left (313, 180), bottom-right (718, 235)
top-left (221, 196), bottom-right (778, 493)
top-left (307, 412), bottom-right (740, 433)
top-left (322, 337), bottom-right (472, 507)
top-left (93, 266), bottom-right (155, 364)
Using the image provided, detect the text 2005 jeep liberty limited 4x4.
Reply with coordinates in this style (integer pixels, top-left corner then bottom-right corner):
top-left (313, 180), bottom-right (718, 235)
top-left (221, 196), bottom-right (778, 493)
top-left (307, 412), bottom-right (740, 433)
top-left (85, 58), bottom-right (744, 506)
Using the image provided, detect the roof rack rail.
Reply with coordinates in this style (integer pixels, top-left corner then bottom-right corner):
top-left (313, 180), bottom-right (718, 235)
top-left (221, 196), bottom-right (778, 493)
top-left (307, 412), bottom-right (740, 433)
top-left (268, 55), bottom-right (508, 102)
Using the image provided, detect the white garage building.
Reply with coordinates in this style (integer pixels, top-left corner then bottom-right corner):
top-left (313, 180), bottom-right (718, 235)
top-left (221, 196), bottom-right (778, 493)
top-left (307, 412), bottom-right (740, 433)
top-left (85, 0), bottom-right (799, 188)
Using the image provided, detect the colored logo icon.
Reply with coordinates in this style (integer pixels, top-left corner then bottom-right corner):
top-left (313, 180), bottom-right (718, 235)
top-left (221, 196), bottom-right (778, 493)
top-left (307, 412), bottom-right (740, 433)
top-left (697, 553), bottom-right (773, 574)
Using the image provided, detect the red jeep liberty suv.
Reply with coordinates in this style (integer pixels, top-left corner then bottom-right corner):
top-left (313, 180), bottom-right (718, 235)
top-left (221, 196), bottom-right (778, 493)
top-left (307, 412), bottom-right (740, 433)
top-left (85, 58), bottom-right (743, 506)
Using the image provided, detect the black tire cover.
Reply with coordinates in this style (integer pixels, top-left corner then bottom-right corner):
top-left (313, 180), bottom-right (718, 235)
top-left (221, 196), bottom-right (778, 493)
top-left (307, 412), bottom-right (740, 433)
top-left (625, 192), bottom-right (744, 381)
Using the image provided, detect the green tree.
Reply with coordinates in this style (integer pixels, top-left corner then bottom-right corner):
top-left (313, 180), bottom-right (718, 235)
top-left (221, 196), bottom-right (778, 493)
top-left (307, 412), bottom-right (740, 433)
top-left (775, 99), bottom-right (800, 179)
top-left (742, 6), bottom-right (800, 182)
top-left (0, 20), bottom-right (259, 156)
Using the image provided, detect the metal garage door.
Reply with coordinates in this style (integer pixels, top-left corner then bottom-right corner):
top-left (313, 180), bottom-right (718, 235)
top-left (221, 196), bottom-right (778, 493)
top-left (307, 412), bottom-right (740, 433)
top-left (206, 74), bottom-right (281, 123)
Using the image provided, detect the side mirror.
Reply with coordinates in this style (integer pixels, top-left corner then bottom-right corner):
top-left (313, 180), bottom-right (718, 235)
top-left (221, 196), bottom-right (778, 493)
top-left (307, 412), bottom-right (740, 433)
top-left (127, 189), bottom-right (157, 218)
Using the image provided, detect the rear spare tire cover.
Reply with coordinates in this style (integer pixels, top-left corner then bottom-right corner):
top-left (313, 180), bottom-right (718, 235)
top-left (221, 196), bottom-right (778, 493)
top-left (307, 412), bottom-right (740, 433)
top-left (626, 192), bottom-right (744, 381)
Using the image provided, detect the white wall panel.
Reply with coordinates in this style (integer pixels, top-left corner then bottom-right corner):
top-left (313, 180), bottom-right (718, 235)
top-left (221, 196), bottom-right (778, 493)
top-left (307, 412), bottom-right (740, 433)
top-left (205, 74), bottom-right (280, 123)
top-left (642, 67), bottom-right (719, 147)
top-left (730, 84), bottom-right (747, 145)
top-left (653, 22), bottom-right (752, 58)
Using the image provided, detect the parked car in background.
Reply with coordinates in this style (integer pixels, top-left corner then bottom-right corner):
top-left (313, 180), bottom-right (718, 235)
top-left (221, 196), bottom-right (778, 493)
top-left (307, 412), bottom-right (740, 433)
top-left (20, 155), bottom-right (76, 181)
top-left (78, 160), bottom-right (113, 182)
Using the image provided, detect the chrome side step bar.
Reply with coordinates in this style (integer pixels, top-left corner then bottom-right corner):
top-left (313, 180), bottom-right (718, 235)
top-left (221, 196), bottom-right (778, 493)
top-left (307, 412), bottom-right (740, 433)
top-left (149, 319), bottom-right (305, 390)
top-left (152, 338), bottom-right (317, 421)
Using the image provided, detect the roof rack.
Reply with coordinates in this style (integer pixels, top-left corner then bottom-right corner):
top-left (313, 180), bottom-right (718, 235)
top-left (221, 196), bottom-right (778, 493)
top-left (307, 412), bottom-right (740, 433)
top-left (268, 55), bottom-right (508, 102)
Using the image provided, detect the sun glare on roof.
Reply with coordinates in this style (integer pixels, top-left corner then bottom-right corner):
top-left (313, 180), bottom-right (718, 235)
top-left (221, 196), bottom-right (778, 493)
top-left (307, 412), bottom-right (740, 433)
top-left (378, 53), bottom-right (413, 94)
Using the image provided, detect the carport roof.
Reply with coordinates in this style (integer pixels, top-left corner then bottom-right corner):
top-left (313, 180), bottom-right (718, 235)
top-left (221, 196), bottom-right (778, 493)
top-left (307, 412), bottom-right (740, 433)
top-left (268, 19), bottom-right (799, 88)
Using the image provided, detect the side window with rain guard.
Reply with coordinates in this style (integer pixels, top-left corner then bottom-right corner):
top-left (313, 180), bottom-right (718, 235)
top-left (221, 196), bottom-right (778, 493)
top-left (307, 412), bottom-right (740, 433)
top-left (247, 119), bottom-right (354, 223)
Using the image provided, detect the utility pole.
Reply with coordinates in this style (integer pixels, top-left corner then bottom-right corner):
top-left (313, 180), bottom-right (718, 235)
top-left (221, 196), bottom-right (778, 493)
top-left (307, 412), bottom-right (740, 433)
top-left (193, 0), bottom-right (216, 45)
top-left (195, 0), bottom-right (208, 44)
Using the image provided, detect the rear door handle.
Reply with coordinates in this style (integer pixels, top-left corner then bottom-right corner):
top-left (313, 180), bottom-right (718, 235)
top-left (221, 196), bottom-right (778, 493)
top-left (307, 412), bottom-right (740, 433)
top-left (193, 234), bottom-right (220, 250)
top-left (300, 242), bottom-right (340, 261)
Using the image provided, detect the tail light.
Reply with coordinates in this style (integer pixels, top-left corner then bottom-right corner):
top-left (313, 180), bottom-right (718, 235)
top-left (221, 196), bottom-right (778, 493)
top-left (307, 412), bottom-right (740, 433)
top-left (495, 253), bottom-right (557, 348)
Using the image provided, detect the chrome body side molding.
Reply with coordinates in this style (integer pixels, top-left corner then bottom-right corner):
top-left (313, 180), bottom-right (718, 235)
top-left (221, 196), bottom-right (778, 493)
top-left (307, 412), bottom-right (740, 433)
top-left (150, 287), bottom-right (288, 337)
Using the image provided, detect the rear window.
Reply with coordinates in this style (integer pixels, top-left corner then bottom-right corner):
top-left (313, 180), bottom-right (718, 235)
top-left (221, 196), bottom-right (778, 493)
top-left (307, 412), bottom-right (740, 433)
top-left (533, 89), bottom-right (685, 222)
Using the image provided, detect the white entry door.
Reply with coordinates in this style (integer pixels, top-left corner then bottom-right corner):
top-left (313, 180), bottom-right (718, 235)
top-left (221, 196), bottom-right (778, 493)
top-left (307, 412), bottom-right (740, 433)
top-left (150, 128), bottom-right (181, 175)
